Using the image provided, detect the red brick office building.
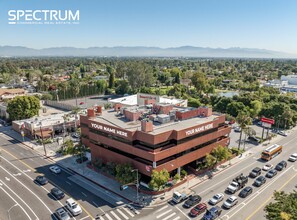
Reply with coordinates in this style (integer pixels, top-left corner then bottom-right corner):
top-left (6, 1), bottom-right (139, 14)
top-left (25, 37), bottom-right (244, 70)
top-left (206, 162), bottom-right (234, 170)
top-left (81, 96), bottom-right (231, 178)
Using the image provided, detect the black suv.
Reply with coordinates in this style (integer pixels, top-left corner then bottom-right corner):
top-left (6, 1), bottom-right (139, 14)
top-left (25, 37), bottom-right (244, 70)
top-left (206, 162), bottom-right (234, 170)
top-left (183, 195), bottom-right (202, 208)
top-left (265, 169), bottom-right (277, 178)
top-left (253, 176), bottom-right (266, 187)
top-left (249, 167), bottom-right (261, 178)
top-left (275, 161), bottom-right (287, 171)
top-left (35, 175), bottom-right (48, 185)
top-left (51, 187), bottom-right (65, 200)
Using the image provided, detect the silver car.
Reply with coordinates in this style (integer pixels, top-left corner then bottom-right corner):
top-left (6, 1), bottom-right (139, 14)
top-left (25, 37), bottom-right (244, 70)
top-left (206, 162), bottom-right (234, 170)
top-left (209, 193), bottom-right (224, 205)
top-left (55, 208), bottom-right (70, 220)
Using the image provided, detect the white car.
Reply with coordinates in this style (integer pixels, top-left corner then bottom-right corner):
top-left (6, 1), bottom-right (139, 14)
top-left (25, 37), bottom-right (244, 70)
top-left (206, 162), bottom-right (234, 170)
top-left (278, 131), bottom-right (288, 136)
top-left (49, 165), bottom-right (61, 174)
top-left (288, 153), bottom-right (297, 162)
top-left (234, 127), bottom-right (241, 132)
top-left (209, 193), bottom-right (224, 205)
top-left (262, 164), bottom-right (273, 171)
top-left (223, 196), bottom-right (238, 209)
top-left (66, 198), bottom-right (82, 216)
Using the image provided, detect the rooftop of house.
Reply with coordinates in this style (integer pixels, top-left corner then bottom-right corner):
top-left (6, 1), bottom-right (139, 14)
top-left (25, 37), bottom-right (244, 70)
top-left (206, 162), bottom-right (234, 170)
top-left (0, 88), bottom-right (26, 96)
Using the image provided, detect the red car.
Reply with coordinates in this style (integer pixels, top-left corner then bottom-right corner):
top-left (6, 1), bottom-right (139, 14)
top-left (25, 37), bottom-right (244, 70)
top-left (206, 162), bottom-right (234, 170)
top-left (189, 203), bottom-right (207, 217)
top-left (228, 120), bottom-right (235, 125)
top-left (79, 102), bottom-right (85, 105)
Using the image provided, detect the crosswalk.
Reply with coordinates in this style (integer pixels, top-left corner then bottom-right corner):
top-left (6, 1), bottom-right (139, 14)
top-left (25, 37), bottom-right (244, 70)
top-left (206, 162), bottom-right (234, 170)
top-left (155, 205), bottom-right (181, 220)
top-left (96, 206), bottom-right (138, 220)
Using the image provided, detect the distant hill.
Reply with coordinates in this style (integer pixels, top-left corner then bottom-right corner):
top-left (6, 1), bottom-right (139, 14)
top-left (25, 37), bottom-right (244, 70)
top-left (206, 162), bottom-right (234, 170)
top-left (0, 45), bottom-right (296, 58)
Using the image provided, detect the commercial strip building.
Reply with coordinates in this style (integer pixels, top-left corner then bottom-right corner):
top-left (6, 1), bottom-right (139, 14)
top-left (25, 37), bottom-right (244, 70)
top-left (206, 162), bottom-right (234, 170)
top-left (81, 93), bottom-right (231, 179)
top-left (12, 112), bottom-right (79, 139)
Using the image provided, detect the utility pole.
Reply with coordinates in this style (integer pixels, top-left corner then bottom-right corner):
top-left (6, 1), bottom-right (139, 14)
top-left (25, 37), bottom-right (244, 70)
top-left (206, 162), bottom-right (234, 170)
top-left (40, 126), bottom-right (47, 157)
top-left (131, 169), bottom-right (139, 203)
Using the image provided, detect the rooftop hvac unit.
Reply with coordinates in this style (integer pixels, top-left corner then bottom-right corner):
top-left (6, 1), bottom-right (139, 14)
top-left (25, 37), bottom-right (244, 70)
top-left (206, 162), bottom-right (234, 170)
top-left (157, 114), bottom-right (170, 124)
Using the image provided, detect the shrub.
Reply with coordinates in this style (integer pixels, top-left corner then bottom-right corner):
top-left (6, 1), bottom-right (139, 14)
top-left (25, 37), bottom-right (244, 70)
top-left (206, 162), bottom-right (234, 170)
top-left (173, 173), bottom-right (180, 182)
top-left (181, 169), bottom-right (187, 178)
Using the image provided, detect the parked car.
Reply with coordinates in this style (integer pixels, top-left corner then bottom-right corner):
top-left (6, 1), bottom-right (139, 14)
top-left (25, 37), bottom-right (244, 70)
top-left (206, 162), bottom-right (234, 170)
top-left (247, 136), bottom-right (261, 143)
top-left (253, 176), bottom-right (266, 187)
top-left (277, 130), bottom-right (288, 136)
top-left (189, 203), bottom-right (207, 217)
top-left (55, 208), bottom-right (70, 220)
top-left (239, 186), bottom-right (253, 198)
top-left (223, 196), bottom-right (238, 209)
top-left (275, 160), bottom-right (287, 171)
top-left (49, 165), bottom-right (61, 174)
top-left (51, 187), bottom-right (65, 200)
top-left (183, 195), bottom-right (202, 208)
top-left (35, 175), bottom-right (48, 185)
top-left (72, 133), bottom-right (80, 139)
top-left (265, 169), bottom-right (278, 178)
top-left (202, 206), bottom-right (222, 220)
top-left (66, 198), bottom-right (82, 216)
top-left (262, 164), bottom-right (273, 171)
top-left (79, 102), bottom-right (85, 105)
top-left (234, 127), bottom-right (241, 132)
top-left (209, 193), bottom-right (224, 205)
top-left (288, 153), bottom-right (297, 162)
top-left (249, 167), bottom-right (261, 178)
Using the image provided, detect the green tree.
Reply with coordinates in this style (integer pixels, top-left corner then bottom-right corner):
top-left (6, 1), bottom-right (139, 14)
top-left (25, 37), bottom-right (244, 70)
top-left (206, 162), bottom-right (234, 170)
top-left (265, 191), bottom-right (297, 220)
top-left (250, 100), bottom-right (262, 118)
top-left (226, 101), bottom-right (246, 117)
top-left (236, 112), bottom-right (252, 151)
top-left (7, 96), bottom-right (40, 121)
top-left (205, 153), bottom-right (216, 168)
top-left (40, 93), bottom-right (53, 100)
top-left (149, 169), bottom-right (170, 190)
top-left (109, 72), bottom-right (115, 88)
top-left (96, 79), bottom-right (107, 94)
top-left (115, 163), bottom-right (137, 185)
top-left (115, 80), bottom-right (130, 95)
top-left (69, 78), bottom-right (81, 107)
top-left (211, 145), bottom-right (232, 164)
top-left (191, 71), bottom-right (208, 94)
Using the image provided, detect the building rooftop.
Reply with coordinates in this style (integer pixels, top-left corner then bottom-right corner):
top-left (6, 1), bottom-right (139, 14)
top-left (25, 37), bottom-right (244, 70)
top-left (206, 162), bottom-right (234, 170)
top-left (85, 109), bottom-right (219, 135)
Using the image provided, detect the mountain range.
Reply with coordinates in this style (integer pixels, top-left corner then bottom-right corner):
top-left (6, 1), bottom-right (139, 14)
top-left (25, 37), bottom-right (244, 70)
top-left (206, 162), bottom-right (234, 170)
top-left (0, 46), bottom-right (296, 58)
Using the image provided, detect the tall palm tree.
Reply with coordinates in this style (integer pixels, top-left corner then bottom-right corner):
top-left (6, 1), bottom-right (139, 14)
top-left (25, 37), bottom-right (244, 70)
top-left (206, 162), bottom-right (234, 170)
top-left (236, 112), bottom-right (252, 152)
top-left (70, 79), bottom-right (81, 107)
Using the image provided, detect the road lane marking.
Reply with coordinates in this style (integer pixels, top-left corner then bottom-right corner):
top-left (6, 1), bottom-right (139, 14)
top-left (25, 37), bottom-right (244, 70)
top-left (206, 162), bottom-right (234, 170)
top-left (0, 166), bottom-right (55, 217)
top-left (222, 165), bottom-right (294, 219)
top-left (105, 213), bottom-right (113, 220)
top-left (118, 208), bottom-right (130, 219)
top-left (197, 160), bottom-right (258, 194)
top-left (156, 209), bottom-right (172, 218)
top-left (5, 177), bottom-right (10, 181)
top-left (174, 204), bottom-right (191, 220)
top-left (82, 192), bottom-right (87, 197)
top-left (79, 216), bottom-right (90, 220)
top-left (92, 201), bottom-right (99, 207)
top-left (122, 207), bottom-right (134, 217)
top-left (162, 212), bottom-right (176, 220)
top-left (156, 205), bottom-right (169, 212)
top-left (0, 180), bottom-right (37, 220)
top-left (172, 217), bottom-right (181, 220)
top-left (111, 211), bottom-right (121, 220)
top-left (246, 171), bottom-right (297, 220)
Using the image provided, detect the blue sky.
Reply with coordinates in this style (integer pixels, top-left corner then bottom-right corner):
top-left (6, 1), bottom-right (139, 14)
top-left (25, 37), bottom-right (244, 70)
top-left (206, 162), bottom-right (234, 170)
top-left (0, 0), bottom-right (296, 53)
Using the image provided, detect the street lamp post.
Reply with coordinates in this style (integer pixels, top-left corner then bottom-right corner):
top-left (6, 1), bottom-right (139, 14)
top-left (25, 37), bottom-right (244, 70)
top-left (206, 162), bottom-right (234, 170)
top-left (40, 125), bottom-right (47, 157)
top-left (7, 204), bottom-right (18, 220)
top-left (131, 169), bottom-right (139, 203)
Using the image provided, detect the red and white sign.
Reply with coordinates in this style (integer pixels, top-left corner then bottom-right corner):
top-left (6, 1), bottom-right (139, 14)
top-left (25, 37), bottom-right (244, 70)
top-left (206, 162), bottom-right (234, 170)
top-left (261, 117), bottom-right (275, 125)
top-left (262, 122), bottom-right (272, 128)
top-left (145, 165), bottom-right (151, 172)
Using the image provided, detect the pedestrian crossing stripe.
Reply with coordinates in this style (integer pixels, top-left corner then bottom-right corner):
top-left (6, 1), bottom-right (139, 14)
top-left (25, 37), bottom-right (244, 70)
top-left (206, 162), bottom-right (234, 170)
top-left (111, 211), bottom-right (121, 220)
top-left (105, 213), bottom-right (113, 220)
top-left (122, 208), bottom-right (134, 217)
top-left (162, 212), bottom-right (176, 220)
top-left (156, 209), bottom-right (172, 219)
top-left (117, 209), bottom-right (129, 219)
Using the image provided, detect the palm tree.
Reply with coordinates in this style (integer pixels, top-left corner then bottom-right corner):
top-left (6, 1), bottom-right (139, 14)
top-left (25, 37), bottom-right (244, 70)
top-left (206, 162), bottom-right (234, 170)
top-left (243, 127), bottom-right (256, 150)
top-left (71, 107), bottom-right (80, 133)
top-left (70, 79), bottom-right (81, 107)
top-left (58, 82), bottom-right (68, 100)
top-left (236, 112), bottom-right (252, 152)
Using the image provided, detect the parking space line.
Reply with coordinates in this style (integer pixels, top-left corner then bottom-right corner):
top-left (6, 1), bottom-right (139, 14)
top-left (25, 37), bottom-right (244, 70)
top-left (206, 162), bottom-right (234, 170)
top-left (82, 192), bottom-right (87, 197)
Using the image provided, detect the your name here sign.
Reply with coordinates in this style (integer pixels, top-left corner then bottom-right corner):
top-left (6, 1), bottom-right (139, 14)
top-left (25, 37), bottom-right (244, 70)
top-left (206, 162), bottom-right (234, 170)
top-left (185, 123), bottom-right (214, 136)
top-left (91, 123), bottom-right (128, 137)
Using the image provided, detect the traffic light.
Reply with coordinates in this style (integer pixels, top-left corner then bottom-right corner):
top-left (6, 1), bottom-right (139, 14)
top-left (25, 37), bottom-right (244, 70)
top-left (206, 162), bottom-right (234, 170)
top-left (120, 185), bottom-right (129, 191)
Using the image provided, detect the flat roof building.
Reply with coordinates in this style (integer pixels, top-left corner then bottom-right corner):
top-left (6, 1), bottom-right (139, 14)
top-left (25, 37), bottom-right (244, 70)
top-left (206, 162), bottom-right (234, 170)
top-left (81, 95), bottom-right (231, 178)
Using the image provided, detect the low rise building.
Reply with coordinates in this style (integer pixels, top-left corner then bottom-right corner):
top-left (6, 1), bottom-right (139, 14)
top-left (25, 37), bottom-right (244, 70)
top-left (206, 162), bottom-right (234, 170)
top-left (81, 94), bottom-right (231, 179)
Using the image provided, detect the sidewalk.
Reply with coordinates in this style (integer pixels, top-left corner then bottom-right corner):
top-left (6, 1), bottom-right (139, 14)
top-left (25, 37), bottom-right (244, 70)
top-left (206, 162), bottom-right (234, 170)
top-left (0, 126), bottom-right (288, 208)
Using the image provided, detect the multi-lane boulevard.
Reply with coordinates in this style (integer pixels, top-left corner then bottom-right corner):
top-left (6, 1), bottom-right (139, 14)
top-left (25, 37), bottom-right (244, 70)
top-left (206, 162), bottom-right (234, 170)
top-left (0, 133), bottom-right (138, 220)
top-left (1, 126), bottom-right (297, 220)
top-left (138, 128), bottom-right (297, 220)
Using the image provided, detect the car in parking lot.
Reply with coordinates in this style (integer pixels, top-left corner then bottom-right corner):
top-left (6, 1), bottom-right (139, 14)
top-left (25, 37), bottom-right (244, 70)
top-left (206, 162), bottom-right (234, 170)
top-left (223, 196), bottom-right (238, 209)
top-left (66, 198), bottom-right (82, 216)
top-left (262, 164), bottom-right (273, 171)
top-left (253, 176), bottom-right (266, 187)
top-left (49, 165), bottom-right (61, 174)
top-left (247, 136), bottom-right (261, 143)
top-left (51, 187), bottom-right (65, 200)
top-left (35, 175), bottom-right (48, 185)
top-left (288, 153), bottom-right (297, 162)
top-left (239, 186), bottom-right (253, 198)
top-left (55, 208), bottom-right (70, 220)
top-left (249, 167), bottom-right (261, 178)
top-left (265, 169), bottom-right (277, 178)
top-left (275, 160), bottom-right (287, 171)
top-left (183, 195), bottom-right (202, 208)
top-left (209, 193), bottom-right (224, 205)
top-left (234, 127), bottom-right (241, 132)
top-left (277, 130), bottom-right (288, 136)
top-left (202, 206), bottom-right (222, 220)
top-left (189, 203), bottom-right (207, 217)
